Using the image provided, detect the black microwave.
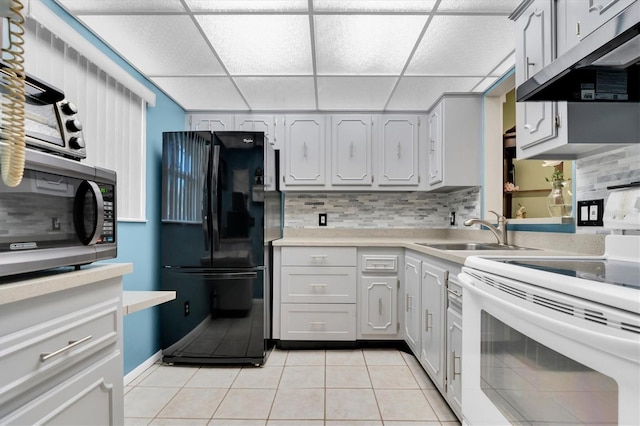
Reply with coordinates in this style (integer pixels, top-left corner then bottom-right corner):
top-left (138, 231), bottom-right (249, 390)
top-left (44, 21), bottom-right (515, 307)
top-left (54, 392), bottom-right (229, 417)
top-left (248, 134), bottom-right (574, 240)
top-left (0, 149), bottom-right (116, 278)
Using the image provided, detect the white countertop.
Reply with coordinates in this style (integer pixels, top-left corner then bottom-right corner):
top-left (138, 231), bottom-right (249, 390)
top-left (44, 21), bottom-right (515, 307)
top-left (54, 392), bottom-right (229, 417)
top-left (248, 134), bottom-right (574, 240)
top-left (123, 291), bottom-right (176, 315)
top-left (0, 263), bottom-right (133, 306)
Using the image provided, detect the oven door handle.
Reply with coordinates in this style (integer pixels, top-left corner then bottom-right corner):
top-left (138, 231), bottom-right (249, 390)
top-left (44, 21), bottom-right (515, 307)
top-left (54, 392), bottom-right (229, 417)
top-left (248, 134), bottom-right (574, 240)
top-left (460, 272), bottom-right (640, 363)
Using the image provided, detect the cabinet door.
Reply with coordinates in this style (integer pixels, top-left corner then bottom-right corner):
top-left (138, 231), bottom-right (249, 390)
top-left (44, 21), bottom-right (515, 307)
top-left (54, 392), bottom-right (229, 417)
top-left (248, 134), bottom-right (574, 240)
top-left (515, 0), bottom-right (558, 155)
top-left (331, 115), bottom-right (372, 186)
top-left (427, 103), bottom-right (443, 186)
top-left (378, 116), bottom-right (420, 186)
top-left (236, 115), bottom-right (277, 145)
top-left (283, 116), bottom-right (325, 186)
top-left (189, 114), bottom-right (234, 132)
top-left (420, 261), bottom-right (446, 391)
top-left (569, 0), bottom-right (634, 43)
top-left (447, 307), bottom-right (463, 417)
top-left (404, 255), bottom-right (421, 355)
top-left (360, 276), bottom-right (398, 335)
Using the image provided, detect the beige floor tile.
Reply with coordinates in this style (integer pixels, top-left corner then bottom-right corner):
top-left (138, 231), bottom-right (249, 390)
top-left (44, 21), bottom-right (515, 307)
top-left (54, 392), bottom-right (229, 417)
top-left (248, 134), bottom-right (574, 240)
top-left (285, 349), bottom-right (326, 366)
top-left (375, 389), bottom-right (438, 421)
top-left (368, 365), bottom-right (419, 389)
top-left (363, 349), bottom-right (406, 366)
top-left (158, 387), bottom-right (227, 419)
top-left (265, 349), bottom-right (288, 366)
top-left (124, 418), bottom-right (151, 426)
top-left (124, 386), bottom-right (180, 418)
top-left (150, 419), bottom-right (209, 425)
top-left (326, 388), bottom-right (381, 420)
top-left (325, 349), bottom-right (366, 366)
top-left (213, 388), bottom-right (276, 419)
top-left (326, 365), bottom-right (372, 388)
top-left (423, 389), bottom-right (458, 422)
top-left (325, 421), bottom-right (383, 426)
top-left (279, 365), bottom-right (325, 388)
top-left (232, 366), bottom-right (283, 389)
top-left (267, 421), bottom-right (324, 426)
top-left (269, 388), bottom-right (325, 419)
top-left (127, 363), bottom-right (160, 387)
top-left (138, 365), bottom-right (198, 387)
top-left (185, 366), bottom-right (241, 388)
top-left (400, 351), bottom-right (420, 366)
top-left (208, 420), bottom-right (266, 426)
top-left (408, 364), bottom-right (436, 390)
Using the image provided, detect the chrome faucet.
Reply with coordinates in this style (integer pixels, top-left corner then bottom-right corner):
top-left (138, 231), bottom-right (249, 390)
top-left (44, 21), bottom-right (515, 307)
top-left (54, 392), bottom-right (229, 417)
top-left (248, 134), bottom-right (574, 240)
top-left (464, 210), bottom-right (508, 245)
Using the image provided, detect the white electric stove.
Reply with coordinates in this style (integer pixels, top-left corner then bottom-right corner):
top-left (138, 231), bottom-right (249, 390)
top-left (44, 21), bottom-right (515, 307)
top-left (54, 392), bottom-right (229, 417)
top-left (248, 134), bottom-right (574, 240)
top-left (459, 186), bottom-right (640, 425)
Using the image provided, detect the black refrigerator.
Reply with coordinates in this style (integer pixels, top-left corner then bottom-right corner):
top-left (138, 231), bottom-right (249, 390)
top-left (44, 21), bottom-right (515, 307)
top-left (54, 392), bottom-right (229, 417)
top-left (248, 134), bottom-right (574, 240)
top-left (160, 130), bottom-right (281, 365)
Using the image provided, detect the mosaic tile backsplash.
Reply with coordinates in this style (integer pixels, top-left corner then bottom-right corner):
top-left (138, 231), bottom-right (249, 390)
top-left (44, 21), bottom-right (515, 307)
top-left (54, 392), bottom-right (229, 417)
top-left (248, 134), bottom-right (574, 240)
top-left (284, 187), bottom-right (481, 229)
top-left (576, 144), bottom-right (640, 234)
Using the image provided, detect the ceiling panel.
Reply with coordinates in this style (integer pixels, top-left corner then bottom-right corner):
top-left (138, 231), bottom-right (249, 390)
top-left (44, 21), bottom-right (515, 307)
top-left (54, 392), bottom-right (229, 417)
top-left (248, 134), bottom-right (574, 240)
top-left (196, 15), bottom-right (312, 75)
top-left (315, 15), bottom-right (427, 75)
top-left (436, 0), bottom-right (521, 13)
top-left (58, 0), bottom-right (186, 13)
top-left (386, 76), bottom-right (482, 110)
top-left (492, 52), bottom-right (516, 76)
top-left (151, 77), bottom-right (247, 110)
top-left (405, 15), bottom-right (515, 76)
top-left (313, 0), bottom-right (436, 12)
top-left (79, 15), bottom-right (225, 76)
top-left (185, 0), bottom-right (308, 12)
top-left (234, 77), bottom-right (316, 110)
top-left (317, 77), bottom-right (397, 110)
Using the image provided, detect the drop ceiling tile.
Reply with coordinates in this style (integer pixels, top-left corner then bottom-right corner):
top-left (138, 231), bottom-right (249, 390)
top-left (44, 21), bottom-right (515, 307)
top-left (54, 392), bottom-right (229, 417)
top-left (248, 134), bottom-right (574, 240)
top-left (58, 0), bottom-right (185, 13)
top-left (492, 51), bottom-right (516, 76)
top-left (386, 76), bottom-right (482, 110)
top-left (79, 15), bottom-right (226, 76)
top-left (315, 15), bottom-right (427, 75)
top-left (196, 15), bottom-right (312, 75)
top-left (151, 77), bottom-right (248, 110)
top-left (186, 1), bottom-right (308, 12)
top-left (436, 0), bottom-right (521, 13)
top-left (313, 0), bottom-right (436, 12)
top-left (234, 77), bottom-right (316, 110)
top-left (317, 77), bottom-right (397, 110)
top-left (405, 15), bottom-right (515, 76)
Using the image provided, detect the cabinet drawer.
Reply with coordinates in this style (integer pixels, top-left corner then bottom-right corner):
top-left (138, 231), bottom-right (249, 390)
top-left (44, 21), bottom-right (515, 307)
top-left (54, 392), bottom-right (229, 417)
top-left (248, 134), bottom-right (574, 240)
top-left (0, 298), bottom-right (120, 409)
top-left (361, 255), bottom-right (398, 272)
top-left (281, 267), bottom-right (356, 303)
top-left (280, 304), bottom-right (356, 341)
top-left (281, 247), bottom-right (356, 267)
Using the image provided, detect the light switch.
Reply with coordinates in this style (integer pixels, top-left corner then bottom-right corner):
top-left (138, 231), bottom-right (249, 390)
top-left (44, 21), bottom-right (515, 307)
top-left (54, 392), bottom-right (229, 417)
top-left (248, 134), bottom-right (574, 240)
top-left (589, 205), bottom-right (598, 221)
top-left (580, 205), bottom-right (589, 222)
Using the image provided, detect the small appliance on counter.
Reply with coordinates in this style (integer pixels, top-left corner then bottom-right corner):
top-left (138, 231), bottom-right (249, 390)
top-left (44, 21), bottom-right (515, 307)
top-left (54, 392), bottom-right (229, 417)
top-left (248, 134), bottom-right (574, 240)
top-left (459, 184), bottom-right (640, 425)
top-left (159, 130), bottom-right (281, 365)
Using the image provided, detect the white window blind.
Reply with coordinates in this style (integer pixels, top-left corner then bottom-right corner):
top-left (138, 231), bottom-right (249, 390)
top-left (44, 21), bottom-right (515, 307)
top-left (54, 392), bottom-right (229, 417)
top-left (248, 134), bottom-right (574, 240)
top-left (21, 18), bottom-right (147, 222)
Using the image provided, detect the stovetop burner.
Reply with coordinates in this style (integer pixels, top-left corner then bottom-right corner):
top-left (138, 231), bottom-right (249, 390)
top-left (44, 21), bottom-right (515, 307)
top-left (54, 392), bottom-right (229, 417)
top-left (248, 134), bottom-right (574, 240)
top-left (498, 259), bottom-right (640, 289)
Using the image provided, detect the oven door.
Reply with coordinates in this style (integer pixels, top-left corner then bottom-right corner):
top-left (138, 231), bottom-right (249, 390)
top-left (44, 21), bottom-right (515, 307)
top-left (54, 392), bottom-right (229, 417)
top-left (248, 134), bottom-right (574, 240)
top-left (459, 269), bottom-right (640, 426)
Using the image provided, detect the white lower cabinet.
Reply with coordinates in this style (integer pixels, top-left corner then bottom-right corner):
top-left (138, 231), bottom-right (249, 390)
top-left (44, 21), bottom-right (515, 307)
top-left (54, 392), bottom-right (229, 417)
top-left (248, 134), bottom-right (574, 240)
top-left (419, 261), bottom-right (447, 391)
top-left (358, 250), bottom-right (402, 339)
top-left (403, 255), bottom-right (422, 355)
top-left (446, 305), bottom-right (463, 418)
top-left (0, 274), bottom-right (124, 425)
top-left (277, 246), bottom-right (357, 341)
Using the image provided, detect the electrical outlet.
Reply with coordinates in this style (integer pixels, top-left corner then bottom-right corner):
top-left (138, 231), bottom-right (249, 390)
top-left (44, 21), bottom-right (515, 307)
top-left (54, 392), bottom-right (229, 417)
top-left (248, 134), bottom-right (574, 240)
top-left (184, 301), bottom-right (190, 316)
top-left (577, 199), bottom-right (604, 226)
top-left (51, 217), bottom-right (61, 231)
top-left (449, 211), bottom-right (456, 226)
top-left (319, 213), bottom-right (327, 227)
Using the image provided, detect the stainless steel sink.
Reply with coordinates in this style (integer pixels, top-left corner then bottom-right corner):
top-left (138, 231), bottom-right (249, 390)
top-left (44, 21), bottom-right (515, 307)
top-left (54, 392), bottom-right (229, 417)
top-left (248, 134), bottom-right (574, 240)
top-left (416, 242), bottom-right (537, 251)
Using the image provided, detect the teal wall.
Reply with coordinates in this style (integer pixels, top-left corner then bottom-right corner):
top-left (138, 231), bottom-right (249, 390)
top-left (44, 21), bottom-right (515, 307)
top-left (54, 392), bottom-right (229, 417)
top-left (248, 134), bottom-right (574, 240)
top-left (41, 1), bottom-right (185, 374)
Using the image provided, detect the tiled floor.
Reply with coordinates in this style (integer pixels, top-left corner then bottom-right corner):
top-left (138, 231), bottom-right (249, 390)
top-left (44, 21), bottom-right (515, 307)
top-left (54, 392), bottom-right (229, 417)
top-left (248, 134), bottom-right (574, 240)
top-left (124, 348), bottom-right (461, 426)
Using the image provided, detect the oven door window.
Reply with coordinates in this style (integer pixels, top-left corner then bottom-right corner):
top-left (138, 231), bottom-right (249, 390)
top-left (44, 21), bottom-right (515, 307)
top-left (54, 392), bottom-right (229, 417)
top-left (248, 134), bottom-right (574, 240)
top-left (480, 310), bottom-right (618, 425)
top-left (0, 170), bottom-right (89, 251)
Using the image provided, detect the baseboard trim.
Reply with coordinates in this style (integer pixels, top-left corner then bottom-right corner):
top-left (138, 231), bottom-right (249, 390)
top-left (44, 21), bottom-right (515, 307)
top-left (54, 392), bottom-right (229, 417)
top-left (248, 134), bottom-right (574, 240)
top-left (124, 350), bottom-right (163, 386)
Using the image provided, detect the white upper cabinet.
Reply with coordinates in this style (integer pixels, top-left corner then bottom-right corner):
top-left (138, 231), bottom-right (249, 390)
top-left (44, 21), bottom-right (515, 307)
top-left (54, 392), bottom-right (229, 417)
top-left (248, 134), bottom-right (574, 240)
top-left (426, 95), bottom-right (482, 192)
top-left (514, 0), bottom-right (559, 155)
top-left (236, 115), bottom-right (284, 149)
top-left (188, 114), bottom-right (235, 132)
top-left (331, 115), bottom-right (373, 186)
top-left (282, 115), bottom-right (326, 187)
top-left (377, 116), bottom-right (420, 187)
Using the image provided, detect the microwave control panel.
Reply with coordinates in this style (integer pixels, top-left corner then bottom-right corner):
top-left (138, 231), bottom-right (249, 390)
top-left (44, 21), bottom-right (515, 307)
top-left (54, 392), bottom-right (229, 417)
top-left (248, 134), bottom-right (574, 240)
top-left (98, 183), bottom-right (116, 244)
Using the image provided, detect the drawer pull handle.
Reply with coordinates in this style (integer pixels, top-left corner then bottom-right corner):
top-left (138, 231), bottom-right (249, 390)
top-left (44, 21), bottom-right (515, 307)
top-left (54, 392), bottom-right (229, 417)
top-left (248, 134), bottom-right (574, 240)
top-left (447, 289), bottom-right (462, 298)
top-left (309, 283), bottom-right (328, 288)
top-left (309, 255), bottom-right (328, 259)
top-left (451, 350), bottom-right (461, 378)
top-left (378, 298), bottom-right (383, 316)
top-left (425, 309), bottom-right (432, 332)
top-left (309, 321), bottom-right (327, 326)
top-left (40, 335), bottom-right (93, 362)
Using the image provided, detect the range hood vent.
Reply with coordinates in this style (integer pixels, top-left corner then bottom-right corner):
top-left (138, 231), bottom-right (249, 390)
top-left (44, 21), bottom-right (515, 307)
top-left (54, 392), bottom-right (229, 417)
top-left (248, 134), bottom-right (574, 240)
top-left (516, 2), bottom-right (640, 102)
